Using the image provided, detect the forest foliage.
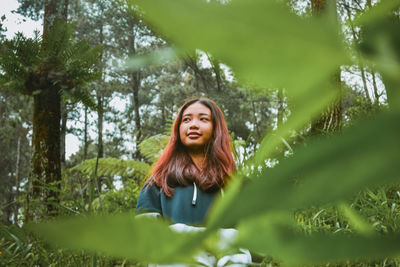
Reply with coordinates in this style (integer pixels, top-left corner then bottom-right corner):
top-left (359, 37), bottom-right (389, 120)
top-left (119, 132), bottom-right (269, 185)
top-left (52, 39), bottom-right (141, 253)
top-left (1, 0), bottom-right (400, 266)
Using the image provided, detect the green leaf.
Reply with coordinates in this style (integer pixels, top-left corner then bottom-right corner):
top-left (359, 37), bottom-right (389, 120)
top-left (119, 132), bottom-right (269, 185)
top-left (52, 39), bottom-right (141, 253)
top-left (138, 134), bottom-right (170, 163)
top-left (132, 0), bottom-right (347, 92)
top-left (124, 47), bottom-right (180, 71)
top-left (208, 111), bottom-right (400, 228)
top-left (28, 214), bottom-right (206, 264)
top-left (0, 33), bottom-right (41, 94)
top-left (338, 203), bottom-right (375, 236)
top-left (132, 0), bottom-right (346, 171)
top-left (60, 89), bottom-right (101, 112)
top-left (354, 0), bottom-right (400, 25)
top-left (236, 213), bottom-right (400, 264)
top-left (251, 83), bottom-right (337, 168)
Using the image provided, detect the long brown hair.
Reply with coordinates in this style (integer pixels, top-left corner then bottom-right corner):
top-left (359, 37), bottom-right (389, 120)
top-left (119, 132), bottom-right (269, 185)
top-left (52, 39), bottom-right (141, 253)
top-left (149, 97), bottom-right (235, 197)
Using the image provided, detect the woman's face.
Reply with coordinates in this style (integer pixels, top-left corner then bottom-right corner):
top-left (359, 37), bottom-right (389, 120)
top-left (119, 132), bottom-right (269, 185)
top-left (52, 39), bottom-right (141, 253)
top-left (179, 102), bottom-right (214, 151)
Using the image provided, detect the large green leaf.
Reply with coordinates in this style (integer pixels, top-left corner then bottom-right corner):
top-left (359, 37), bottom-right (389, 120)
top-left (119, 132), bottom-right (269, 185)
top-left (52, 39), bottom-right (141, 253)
top-left (251, 82), bottom-right (337, 168)
top-left (124, 47), bottom-right (179, 71)
top-left (208, 111), bottom-right (400, 228)
top-left (131, 0), bottom-right (348, 166)
top-left (354, 0), bottom-right (400, 25)
top-left (355, 0), bottom-right (400, 108)
top-left (28, 214), bottom-right (207, 264)
top-left (235, 213), bottom-right (400, 264)
top-left (132, 0), bottom-right (347, 92)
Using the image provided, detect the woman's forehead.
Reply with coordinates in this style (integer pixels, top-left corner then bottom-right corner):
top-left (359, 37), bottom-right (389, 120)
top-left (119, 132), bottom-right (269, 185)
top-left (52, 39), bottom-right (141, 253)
top-left (183, 102), bottom-right (211, 116)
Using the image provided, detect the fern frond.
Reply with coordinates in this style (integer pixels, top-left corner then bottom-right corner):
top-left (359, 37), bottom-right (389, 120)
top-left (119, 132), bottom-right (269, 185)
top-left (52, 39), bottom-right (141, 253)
top-left (42, 20), bottom-right (102, 88)
top-left (42, 20), bottom-right (75, 62)
top-left (72, 158), bottom-right (150, 180)
top-left (63, 40), bottom-right (102, 87)
top-left (163, 118), bottom-right (174, 136)
top-left (0, 33), bottom-right (41, 94)
top-left (139, 134), bottom-right (170, 163)
top-left (59, 88), bottom-right (102, 112)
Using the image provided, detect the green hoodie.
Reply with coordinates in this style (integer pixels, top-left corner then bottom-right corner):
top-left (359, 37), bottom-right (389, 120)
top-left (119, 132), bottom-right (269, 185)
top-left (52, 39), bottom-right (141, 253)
top-left (136, 179), bottom-right (220, 225)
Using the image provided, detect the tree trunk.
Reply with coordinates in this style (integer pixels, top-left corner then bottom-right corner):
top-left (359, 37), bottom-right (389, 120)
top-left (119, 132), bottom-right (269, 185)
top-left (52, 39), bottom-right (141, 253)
top-left (343, 3), bottom-right (371, 104)
top-left (29, 0), bottom-right (69, 220)
top-left (310, 0), bottom-right (342, 135)
top-left (60, 102), bottom-right (67, 169)
top-left (96, 93), bottom-right (104, 160)
top-left (131, 72), bottom-right (142, 159)
top-left (359, 66), bottom-right (371, 103)
top-left (32, 82), bottom-right (62, 218)
top-left (311, 0), bottom-right (326, 16)
top-left (371, 71), bottom-right (380, 104)
top-left (127, 19), bottom-right (143, 159)
top-left (311, 71), bottom-right (342, 134)
top-left (251, 100), bottom-right (261, 141)
top-left (43, 0), bottom-right (68, 39)
top-left (3, 193), bottom-right (13, 225)
top-left (94, 92), bottom-right (104, 194)
top-left (277, 89), bottom-right (284, 129)
top-left (14, 135), bottom-right (22, 224)
top-left (84, 105), bottom-right (88, 160)
top-left (208, 54), bottom-right (222, 91)
top-left (185, 54), bottom-right (209, 91)
top-left (93, 7), bottom-right (106, 194)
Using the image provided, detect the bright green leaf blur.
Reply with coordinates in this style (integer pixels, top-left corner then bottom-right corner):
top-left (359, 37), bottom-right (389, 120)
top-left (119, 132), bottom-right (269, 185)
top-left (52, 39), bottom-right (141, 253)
top-left (132, 0), bottom-right (347, 92)
top-left (236, 213), bottom-right (400, 264)
top-left (208, 111), bottom-right (400, 228)
top-left (29, 214), bottom-right (204, 264)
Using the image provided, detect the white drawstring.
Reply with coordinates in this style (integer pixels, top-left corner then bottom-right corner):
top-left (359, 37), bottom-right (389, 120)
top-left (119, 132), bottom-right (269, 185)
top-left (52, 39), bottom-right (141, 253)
top-left (192, 183), bottom-right (224, 206)
top-left (192, 182), bottom-right (198, 206)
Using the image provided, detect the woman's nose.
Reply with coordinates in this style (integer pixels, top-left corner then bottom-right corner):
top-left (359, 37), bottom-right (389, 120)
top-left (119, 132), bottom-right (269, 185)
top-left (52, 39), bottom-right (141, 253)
top-left (189, 119), bottom-right (200, 128)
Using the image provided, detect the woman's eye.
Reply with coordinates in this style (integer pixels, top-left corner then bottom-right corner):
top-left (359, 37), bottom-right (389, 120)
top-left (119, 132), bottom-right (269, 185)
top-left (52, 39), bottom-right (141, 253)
top-left (183, 117), bottom-right (190, 122)
top-left (201, 118), bottom-right (209, 121)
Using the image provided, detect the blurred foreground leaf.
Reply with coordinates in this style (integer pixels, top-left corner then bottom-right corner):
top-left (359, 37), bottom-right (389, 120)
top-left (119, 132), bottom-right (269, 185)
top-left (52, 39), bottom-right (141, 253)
top-left (28, 214), bottom-right (206, 264)
top-left (124, 47), bottom-right (179, 71)
top-left (338, 203), bottom-right (375, 236)
top-left (356, 0), bottom-right (400, 108)
top-left (208, 111), bottom-right (400, 228)
top-left (132, 0), bottom-right (347, 92)
top-left (131, 0), bottom-right (347, 166)
top-left (236, 213), bottom-right (400, 264)
top-left (354, 0), bottom-right (400, 25)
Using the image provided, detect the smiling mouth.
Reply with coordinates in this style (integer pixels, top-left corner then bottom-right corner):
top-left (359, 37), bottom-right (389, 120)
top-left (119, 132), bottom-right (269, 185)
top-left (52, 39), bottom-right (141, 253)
top-left (188, 133), bottom-right (201, 137)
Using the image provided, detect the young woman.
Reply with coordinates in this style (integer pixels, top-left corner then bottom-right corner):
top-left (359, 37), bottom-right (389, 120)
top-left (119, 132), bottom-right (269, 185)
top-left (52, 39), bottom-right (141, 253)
top-left (136, 97), bottom-right (235, 225)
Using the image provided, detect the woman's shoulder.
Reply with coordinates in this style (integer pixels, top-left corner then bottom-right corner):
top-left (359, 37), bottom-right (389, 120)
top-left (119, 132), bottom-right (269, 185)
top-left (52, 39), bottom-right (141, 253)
top-left (136, 177), bottom-right (162, 213)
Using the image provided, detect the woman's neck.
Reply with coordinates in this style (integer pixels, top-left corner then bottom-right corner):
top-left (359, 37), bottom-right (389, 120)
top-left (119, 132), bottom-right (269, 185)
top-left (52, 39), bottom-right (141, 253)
top-left (188, 150), bottom-right (206, 170)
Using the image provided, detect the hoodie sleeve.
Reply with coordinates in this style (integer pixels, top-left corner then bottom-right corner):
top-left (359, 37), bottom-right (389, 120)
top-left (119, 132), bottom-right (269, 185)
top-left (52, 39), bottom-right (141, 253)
top-left (136, 178), bottom-right (162, 215)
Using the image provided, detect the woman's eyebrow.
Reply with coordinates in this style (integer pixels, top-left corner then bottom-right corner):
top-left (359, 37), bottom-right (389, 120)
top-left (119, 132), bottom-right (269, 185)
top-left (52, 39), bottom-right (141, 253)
top-left (183, 112), bottom-right (210, 116)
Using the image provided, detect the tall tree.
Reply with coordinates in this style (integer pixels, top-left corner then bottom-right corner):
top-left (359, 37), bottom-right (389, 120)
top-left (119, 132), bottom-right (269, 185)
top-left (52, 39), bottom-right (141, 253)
top-left (29, 0), bottom-right (69, 218)
top-left (1, 0), bottom-right (102, 220)
top-left (127, 13), bottom-right (143, 159)
top-left (310, 0), bottom-right (343, 134)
